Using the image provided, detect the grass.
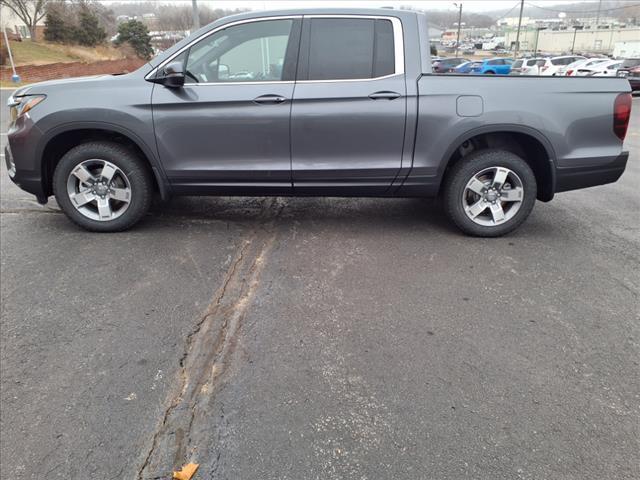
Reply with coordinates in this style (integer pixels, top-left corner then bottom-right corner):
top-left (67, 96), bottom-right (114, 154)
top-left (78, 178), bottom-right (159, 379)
top-left (7, 40), bottom-right (127, 66)
top-left (0, 81), bottom-right (30, 89)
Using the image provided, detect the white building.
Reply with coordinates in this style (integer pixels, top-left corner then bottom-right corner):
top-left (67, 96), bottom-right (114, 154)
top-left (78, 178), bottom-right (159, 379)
top-left (613, 41), bottom-right (640, 58)
top-left (0, 5), bottom-right (45, 39)
top-left (504, 27), bottom-right (640, 54)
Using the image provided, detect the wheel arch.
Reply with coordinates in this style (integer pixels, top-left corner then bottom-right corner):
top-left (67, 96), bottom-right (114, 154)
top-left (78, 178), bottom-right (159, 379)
top-left (38, 122), bottom-right (170, 200)
top-left (439, 125), bottom-right (557, 201)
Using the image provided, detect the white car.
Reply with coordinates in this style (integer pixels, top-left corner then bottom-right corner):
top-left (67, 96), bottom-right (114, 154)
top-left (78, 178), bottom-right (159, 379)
top-left (538, 55), bottom-right (586, 76)
top-left (511, 58), bottom-right (546, 75)
top-left (581, 59), bottom-right (623, 77)
top-left (563, 58), bottom-right (608, 76)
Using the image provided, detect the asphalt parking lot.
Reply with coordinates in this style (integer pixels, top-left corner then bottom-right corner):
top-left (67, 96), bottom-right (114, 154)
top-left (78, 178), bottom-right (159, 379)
top-left (1, 89), bottom-right (638, 480)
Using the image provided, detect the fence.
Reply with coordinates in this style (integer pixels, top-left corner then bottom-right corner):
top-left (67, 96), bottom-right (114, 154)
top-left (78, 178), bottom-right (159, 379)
top-left (0, 58), bottom-right (146, 83)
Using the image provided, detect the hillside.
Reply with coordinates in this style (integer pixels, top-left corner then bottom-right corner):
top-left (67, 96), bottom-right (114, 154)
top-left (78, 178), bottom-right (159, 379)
top-left (7, 41), bottom-right (128, 66)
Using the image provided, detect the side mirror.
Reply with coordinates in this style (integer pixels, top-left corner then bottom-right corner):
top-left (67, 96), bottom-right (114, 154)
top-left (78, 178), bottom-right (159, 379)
top-left (150, 61), bottom-right (185, 88)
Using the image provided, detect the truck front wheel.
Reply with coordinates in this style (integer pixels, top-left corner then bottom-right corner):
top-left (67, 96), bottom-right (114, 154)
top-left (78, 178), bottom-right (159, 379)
top-left (442, 149), bottom-right (537, 237)
top-left (53, 141), bottom-right (153, 232)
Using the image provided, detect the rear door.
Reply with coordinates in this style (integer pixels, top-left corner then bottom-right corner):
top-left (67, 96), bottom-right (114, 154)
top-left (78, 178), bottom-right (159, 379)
top-left (290, 15), bottom-right (407, 195)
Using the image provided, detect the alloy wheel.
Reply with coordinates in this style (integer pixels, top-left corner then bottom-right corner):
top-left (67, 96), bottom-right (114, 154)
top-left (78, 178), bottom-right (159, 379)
top-left (462, 166), bottom-right (524, 227)
top-left (66, 159), bottom-right (132, 221)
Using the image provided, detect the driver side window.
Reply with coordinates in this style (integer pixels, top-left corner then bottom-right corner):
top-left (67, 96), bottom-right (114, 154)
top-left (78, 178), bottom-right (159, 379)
top-left (183, 19), bottom-right (294, 83)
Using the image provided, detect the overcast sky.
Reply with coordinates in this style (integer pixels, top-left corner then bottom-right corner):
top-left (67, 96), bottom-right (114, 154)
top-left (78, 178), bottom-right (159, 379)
top-left (103, 1), bottom-right (600, 14)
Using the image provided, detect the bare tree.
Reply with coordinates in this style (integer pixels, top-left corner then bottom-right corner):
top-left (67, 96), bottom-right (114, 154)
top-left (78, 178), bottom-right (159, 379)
top-left (1, 0), bottom-right (50, 41)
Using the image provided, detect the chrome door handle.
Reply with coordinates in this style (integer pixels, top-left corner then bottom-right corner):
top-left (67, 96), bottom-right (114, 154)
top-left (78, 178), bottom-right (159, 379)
top-left (368, 91), bottom-right (401, 100)
top-left (253, 94), bottom-right (287, 104)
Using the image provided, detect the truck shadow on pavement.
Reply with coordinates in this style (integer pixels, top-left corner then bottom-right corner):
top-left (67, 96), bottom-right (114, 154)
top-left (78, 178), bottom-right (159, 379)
top-left (147, 196), bottom-right (458, 234)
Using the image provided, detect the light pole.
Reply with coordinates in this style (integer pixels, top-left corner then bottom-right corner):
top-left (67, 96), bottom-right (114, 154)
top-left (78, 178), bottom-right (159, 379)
top-left (571, 25), bottom-right (581, 54)
top-left (453, 3), bottom-right (462, 57)
top-left (533, 26), bottom-right (546, 55)
top-left (192, 0), bottom-right (200, 31)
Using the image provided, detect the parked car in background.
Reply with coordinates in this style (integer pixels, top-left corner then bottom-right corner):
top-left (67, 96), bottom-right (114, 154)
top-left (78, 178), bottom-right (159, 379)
top-left (432, 57), bottom-right (469, 73)
top-left (616, 58), bottom-right (640, 78)
top-left (538, 55), bottom-right (585, 75)
top-left (470, 58), bottom-right (513, 75)
top-left (623, 65), bottom-right (640, 91)
top-left (511, 58), bottom-right (545, 75)
top-left (564, 58), bottom-right (608, 76)
top-left (583, 59), bottom-right (623, 77)
top-left (453, 61), bottom-right (482, 74)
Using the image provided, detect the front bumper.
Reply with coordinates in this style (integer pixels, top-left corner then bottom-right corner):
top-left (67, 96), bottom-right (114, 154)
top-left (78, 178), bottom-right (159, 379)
top-left (555, 152), bottom-right (628, 193)
top-left (5, 144), bottom-right (48, 202)
top-left (5, 115), bottom-right (48, 202)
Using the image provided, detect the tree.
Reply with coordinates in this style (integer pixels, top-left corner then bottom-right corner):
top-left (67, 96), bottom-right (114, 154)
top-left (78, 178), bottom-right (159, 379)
top-left (115, 20), bottom-right (153, 60)
top-left (74, 8), bottom-right (106, 46)
top-left (0, 0), bottom-right (50, 41)
top-left (43, 7), bottom-right (68, 42)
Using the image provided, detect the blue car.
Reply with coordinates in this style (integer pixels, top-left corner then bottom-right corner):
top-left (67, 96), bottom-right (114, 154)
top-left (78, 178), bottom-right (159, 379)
top-left (470, 58), bottom-right (513, 75)
top-left (454, 61), bottom-right (482, 74)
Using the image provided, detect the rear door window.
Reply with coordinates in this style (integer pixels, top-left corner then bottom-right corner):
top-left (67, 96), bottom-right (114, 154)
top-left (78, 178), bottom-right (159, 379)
top-left (302, 18), bottom-right (396, 80)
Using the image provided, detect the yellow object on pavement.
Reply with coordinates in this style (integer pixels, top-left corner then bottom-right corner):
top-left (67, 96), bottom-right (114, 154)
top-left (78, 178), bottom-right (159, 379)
top-left (173, 462), bottom-right (199, 480)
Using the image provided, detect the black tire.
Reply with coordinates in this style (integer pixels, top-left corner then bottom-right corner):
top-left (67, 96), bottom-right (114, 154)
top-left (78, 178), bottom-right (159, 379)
top-left (485, 70), bottom-right (496, 74)
top-left (442, 149), bottom-right (537, 237)
top-left (53, 141), bottom-right (153, 232)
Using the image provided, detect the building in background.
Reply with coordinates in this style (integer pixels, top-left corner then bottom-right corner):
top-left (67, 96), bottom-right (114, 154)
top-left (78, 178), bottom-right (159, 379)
top-left (613, 41), bottom-right (640, 58)
top-left (0, 5), bottom-right (46, 40)
top-left (503, 26), bottom-right (640, 55)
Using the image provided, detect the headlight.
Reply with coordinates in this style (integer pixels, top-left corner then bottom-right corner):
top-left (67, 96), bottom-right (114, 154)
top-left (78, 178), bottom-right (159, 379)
top-left (8, 94), bottom-right (46, 122)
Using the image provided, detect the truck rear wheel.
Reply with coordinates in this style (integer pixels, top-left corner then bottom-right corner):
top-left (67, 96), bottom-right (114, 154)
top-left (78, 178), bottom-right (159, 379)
top-left (53, 141), bottom-right (153, 232)
top-left (442, 149), bottom-right (537, 237)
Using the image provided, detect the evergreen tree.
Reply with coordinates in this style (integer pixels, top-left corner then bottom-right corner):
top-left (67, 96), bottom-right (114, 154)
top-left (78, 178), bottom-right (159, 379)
top-left (115, 20), bottom-right (153, 60)
top-left (44, 9), bottom-right (69, 43)
top-left (74, 9), bottom-right (106, 46)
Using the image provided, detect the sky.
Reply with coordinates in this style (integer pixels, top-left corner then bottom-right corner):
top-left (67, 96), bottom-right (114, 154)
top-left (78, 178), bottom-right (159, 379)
top-left (102, 0), bottom-right (600, 14)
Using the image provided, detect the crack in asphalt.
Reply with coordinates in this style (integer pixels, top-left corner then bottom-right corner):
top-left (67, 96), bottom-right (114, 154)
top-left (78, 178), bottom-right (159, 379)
top-left (136, 198), bottom-right (283, 480)
top-left (0, 208), bottom-right (62, 214)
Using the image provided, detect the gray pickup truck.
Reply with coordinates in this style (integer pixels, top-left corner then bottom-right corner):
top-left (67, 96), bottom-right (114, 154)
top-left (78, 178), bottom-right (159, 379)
top-left (5, 8), bottom-right (632, 236)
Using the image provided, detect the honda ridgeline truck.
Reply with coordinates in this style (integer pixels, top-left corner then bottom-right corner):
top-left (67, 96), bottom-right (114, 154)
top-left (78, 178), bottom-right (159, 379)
top-left (5, 8), bottom-right (633, 236)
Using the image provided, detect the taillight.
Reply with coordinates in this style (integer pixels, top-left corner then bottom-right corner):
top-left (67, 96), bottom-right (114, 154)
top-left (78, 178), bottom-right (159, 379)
top-left (613, 93), bottom-right (632, 141)
top-left (566, 69), bottom-right (573, 76)
top-left (541, 66), bottom-right (549, 72)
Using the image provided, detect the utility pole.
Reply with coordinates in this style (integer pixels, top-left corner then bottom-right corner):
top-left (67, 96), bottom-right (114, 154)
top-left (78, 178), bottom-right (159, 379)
top-left (595, 0), bottom-right (602, 26)
top-left (192, 0), bottom-right (200, 31)
top-left (454, 3), bottom-right (462, 58)
top-left (513, 0), bottom-right (525, 59)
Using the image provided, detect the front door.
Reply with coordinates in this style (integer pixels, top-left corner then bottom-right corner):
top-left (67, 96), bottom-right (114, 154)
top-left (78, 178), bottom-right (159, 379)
top-left (291, 16), bottom-right (407, 195)
top-left (151, 17), bottom-right (301, 195)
